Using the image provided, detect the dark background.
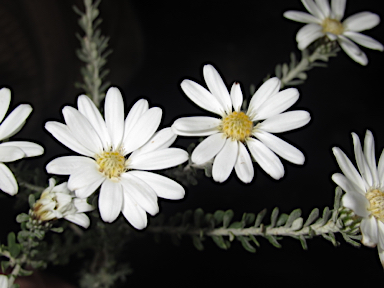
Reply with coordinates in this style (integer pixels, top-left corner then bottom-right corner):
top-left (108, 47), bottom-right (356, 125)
top-left (1, 0), bottom-right (384, 286)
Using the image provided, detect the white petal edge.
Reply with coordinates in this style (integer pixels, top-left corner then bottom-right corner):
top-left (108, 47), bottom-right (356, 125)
top-left (0, 87), bottom-right (11, 124)
top-left (99, 180), bottom-right (123, 223)
top-left (122, 191), bottom-right (148, 230)
top-left (105, 87), bottom-right (125, 149)
top-left (0, 104), bottom-right (32, 140)
top-left (191, 132), bottom-right (226, 165)
top-left (128, 148), bottom-right (188, 170)
top-left (212, 138), bottom-right (238, 183)
top-left (234, 141), bottom-right (254, 183)
top-left (172, 117), bottom-right (221, 136)
top-left (257, 110), bottom-right (310, 133)
top-left (0, 162), bottom-right (18, 195)
top-left (0, 141), bottom-right (43, 157)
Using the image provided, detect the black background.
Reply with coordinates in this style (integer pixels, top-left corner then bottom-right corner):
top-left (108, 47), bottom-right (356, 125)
top-left (1, 0), bottom-right (384, 286)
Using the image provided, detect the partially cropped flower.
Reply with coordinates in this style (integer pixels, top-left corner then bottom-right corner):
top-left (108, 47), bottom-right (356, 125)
top-left (172, 65), bottom-right (310, 183)
top-left (45, 87), bottom-right (188, 229)
top-left (332, 130), bottom-right (384, 267)
top-left (32, 178), bottom-right (93, 228)
top-left (0, 88), bottom-right (44, 196)
top-left (284, 0), bottom-right (383, 65)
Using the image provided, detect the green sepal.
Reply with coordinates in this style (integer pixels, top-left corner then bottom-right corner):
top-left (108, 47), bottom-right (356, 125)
top-left (238, 236), bottom-right (256, 253)
top-left (223, 210), bottom-right (234, 228)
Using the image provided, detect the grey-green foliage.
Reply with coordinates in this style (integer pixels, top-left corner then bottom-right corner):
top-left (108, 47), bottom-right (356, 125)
top-left (73, 0), bottom-right (112, 107)
top-left (148, 187), bottom-right (361, 253)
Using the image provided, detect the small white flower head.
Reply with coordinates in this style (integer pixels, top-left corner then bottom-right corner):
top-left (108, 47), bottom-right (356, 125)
top-left (332, 130), bottom-right (384, 267)
top-left (284, 0), bottom-right (383, 65)
top-left (172, 65), bottom-right (310, 183)
top-left (32, 178), bottom-right (94, 228)
top-left (45, 87), bottom-right (188, 229)
top-left (0, 88), bottom-right (44, 196)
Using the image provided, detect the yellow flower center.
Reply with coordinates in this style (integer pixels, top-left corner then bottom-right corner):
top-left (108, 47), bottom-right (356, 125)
top-left (221, 111), bottom-right (253, 142)
top-left (96, 150), bottom-right (126, 179)
top-left (366, 189), bottom-right (384, 223)
top-left (322, 18), bottom-right (344, 35)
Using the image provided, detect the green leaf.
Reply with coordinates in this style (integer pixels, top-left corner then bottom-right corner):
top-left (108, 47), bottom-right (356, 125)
top-left (299, 235), bottom-right (308, 250)
top-left (304, 208), bottom-right (319, 227)
top-left (229, 231), bottom-right (235, 242)
top-left (1, 260), bottom-right (9, 273)
top-left (212, 235), bottom-right (228, 250)
top-left (223, 210), bottom-right (234, 228)
top-left (194, 208), bottom-right (204, 228)
top-left (248, 235), bottom-right (260, 247)
top-left (192, 235), bottom-right (204, 251)
top-left (265, 235), bottom-right (282, 248)
top-left (241, 213), bottom-right (255, 228)
top-left (341, 233), bottom-right (361, 248)
top-left (16, 213), bottom-right (30, 223)
top-left (276, 213), bottom-right (288, 227)
top-left (182, 210), bottom-right (193, 226)
top-left (291, 217), bottom-right (303, 231)
top-left (50, 227), bottom-right (64, 233)
top-left (28, 194), bottom-right (36, 209)
top-left (284, 209), bottom-right (302, 228)
top-left (7, 232), bottom-right (21, 258)
top-left (254, 209), bottom-right (267, 227)
top-left (228, 221), bottom-right (242, 229)
top-left (213, 210), bottom-right (225, 226)
top-left (204, 213), bottom-right (215, 229)
top-left (270, 207), bottom-right (279, 228)
top-left (239, 236), bottom-right (256, 253)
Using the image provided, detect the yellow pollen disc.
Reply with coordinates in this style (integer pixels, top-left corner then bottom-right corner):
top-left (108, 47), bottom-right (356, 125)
top-left (322, 18), bottom-right (344, 35)
top-left (96, 150), bottom-right (126, 179)
top-left (221, 111), bottom-right (253, 142)
top-left (366, 189), bottom-right (384, 223)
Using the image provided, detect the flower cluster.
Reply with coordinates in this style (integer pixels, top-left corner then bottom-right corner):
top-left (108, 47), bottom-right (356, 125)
top-left (332, 130), bottom-right (384, 266)
top-left (172, 65), bottom-right (310, 183)
top-left (45, 87), bottom-right (188, 229)
top-left (284, 0), bottom-right (383, 65)
top-left (0, 88), bottom-right (44, 196)
top-left (32, 178), bottom-right (94, 228)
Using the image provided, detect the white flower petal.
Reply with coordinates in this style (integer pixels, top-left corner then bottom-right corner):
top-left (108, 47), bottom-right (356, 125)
top-left (130, 127), bottom-right (177, 158)
top-left (352, 132), bottom-right (372, 188)
top-left (0, 88), bottom-right (11, 123)
top-left (339, 187), bottom-right (370, 218)
top-left (252, 88), bottom-right (299, 121)
top-left (212, 138), bottom-right (238, 182)
top-left (332, 173), bottom-right (366, 196)
top-left (230, 82), bottom-right (243, 112)
top-left (191, 133), bottom-right (226, 165)
top-left (343, 31), bottom-right (384, 51)
top-left (75, 177), bottom-right (104, 199)
top-left (0, 274), bottom-right (9, 288)
top-left (315, 0), bottom-right (331, 18)
top-left (332, 147), bottom-right (366, 192)
top-left (77, 95), bottom-right (111, 149)
top-left (234, 141), bottom-right (254, 183)
top-left (0, 162), bottom-right (18, 195)
top-left (254, 130), bottom-right (305, 165)
top-left (63, 106), bottom-right (103, 153)
top-left (343, 12), bottom-right (381, 32)
top-left (122, 191), bottom-right (148, 230)
top-left (123, 99), bottom-right (149, 140)
top-left (129, 170), bottom-right (185, 200)
top-left (0, 145), bottom-right (25, 162)
top-left (121, 173), bottom-right (159, 216)
top-left (331, 0), bottom-right (346, 20)
top-left (65, 213), bottom-right (90, 228)
top-left (257, 111), bottom-right (310, 133)
top-left (0, 104), bottom-right (32, 140)
top-left (0, 141), bottom-right (43, 157)
top-left (378, 149), bottom-right (384, 187)
top-left (99, 180), bottom-right (123, 223)
top-left (361, 217), bottom-right (378, 247)
top-left (122, 107), bottom-right (162, 155)
top-left (128, 148), bottom-right (188, 170)
top-left (73, 198), bottom-right (94, 212)
top-left (105, 87), bottom-right (125, 149)
top-left (247, 77), bottom-right (281, 119)
top-left (338, 35), bottom-right (368, 65)
top-left (302, 0), bottom-right (325, 19)
top-left (377, 221), bottom-right (384, 252)
top-left (172, 116), bottom-right (221, 136)
top-left (46, 156), bottom-right (95, 175)
top-left (296, 24), bottom-right (324, 50)
top-left (67, 163), bottom-right (103, 191)
top-left (45, 122), bottom-right (95, 157)
top-left (247, 138), bottom-right (284, 180)
top-left (181, 79), bottom-right (224, 116)
top-left (364, 131), bottom-right (379, 187)
top-left (203, 64), bottom-right (232, 114)
top-left (283, 11), bottom-right (321, 24)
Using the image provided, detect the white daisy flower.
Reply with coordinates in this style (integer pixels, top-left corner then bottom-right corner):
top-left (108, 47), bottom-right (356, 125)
top-left (32, 178), bottom-right (94, 228)
top-left (172, 65), bottom-right (310, 183)
top-left (332, 130), bottom-right (384, 267)
top-left (0, 88), bottom-right (44, 196)
top-left (284, 0), bottom-right (383, 65)
top-left (45, 87), bottom-right (188, 229)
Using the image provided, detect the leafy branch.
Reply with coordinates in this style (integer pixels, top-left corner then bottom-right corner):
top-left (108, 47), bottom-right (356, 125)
top-left (147, 187), bottom-right (361, 253)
